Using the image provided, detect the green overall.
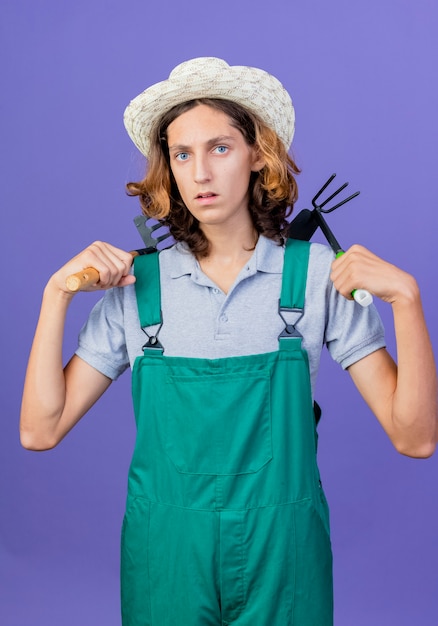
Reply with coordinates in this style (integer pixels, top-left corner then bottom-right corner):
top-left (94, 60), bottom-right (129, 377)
top-left (121, 239), bottom-right (333, 625)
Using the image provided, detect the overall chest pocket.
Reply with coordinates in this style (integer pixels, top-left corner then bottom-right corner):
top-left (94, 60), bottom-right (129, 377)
top-left (165, 369), bottom-right (272, 475)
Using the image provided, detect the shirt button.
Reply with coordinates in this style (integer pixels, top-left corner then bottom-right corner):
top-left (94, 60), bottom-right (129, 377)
top-left (213, 288), bottom-right (220, 294)
top-left (220, 314), bottom-right (228, 322)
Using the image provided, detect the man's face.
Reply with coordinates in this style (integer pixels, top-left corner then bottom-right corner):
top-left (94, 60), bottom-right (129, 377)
top-left (166, 104), bottom-right (263, 233)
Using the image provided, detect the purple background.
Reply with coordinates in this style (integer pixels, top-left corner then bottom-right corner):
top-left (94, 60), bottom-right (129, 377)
top-left (1, 0), bottom-right (437, 624)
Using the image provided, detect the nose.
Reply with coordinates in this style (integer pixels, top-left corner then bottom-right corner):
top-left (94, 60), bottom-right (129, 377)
top-left (193, 153), bottom-right (211, 184)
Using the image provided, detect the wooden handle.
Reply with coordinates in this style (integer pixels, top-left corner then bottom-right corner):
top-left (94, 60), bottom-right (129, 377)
top-left (65, 251), bottom-right (139, 293)
top-left (65, 268), bottom-right (100, 292)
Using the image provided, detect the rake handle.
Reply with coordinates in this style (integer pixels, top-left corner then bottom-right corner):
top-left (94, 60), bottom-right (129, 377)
top-left (312, 209), bottom-right (373, 308)
top-left (335, 252), bottom-right (373, 307)
top-left (65, 250), bottom-right (140, 293)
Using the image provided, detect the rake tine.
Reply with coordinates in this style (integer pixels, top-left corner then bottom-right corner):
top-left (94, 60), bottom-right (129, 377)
top-left (317, 182), bottom-right (349, 210)
top-left (320, 190), bottom-right (360, 214)
top-left (311, 173), bottom-right (337, 205)
top-left (311, 172), bottom-right (360, 214)
top-left (133, 215), bottom-right (172, 249)
top-left (150, 224), bottom-right (172, 245)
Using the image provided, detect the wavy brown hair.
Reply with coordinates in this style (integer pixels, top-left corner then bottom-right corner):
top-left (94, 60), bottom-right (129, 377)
top-left (126, 98), bottom-right (300, 257)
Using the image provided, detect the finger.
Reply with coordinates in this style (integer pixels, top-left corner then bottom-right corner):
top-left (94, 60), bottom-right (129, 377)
top-left (79, 242), bottom-right (133, 289)
top-left (330, 245), bottom-right (374, 299)
top-left (60, 242), bottom-right (134, 293)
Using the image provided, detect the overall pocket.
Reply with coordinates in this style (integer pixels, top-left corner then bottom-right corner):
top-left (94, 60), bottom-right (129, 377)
top-left (165, 369), bottom-right (272, 475)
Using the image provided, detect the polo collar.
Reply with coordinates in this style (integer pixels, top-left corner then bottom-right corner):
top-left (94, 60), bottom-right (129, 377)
top-left (169, 235), bottom-right (284, 279)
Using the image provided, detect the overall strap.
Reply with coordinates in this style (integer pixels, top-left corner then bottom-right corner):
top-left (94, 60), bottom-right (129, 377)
top-left (280, 238), bottom-right (310, 311)
top-left (133, 250), bottom-right (162, 328)
top-left (278, 238), bottom-right (310, 341)
top-left (279, 238), bottom-right (321, 425)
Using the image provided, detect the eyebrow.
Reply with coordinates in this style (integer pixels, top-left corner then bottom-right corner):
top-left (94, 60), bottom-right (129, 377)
top-left (168, 135), bottom-right (236, 152)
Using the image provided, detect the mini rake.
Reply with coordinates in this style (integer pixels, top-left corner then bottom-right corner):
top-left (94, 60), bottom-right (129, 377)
top-left (65, 217), bottom-right (173, 292)
top-left (288, 174), bottom-right (373, 307)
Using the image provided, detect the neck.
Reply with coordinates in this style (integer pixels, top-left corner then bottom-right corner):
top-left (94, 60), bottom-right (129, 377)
top-left (197, 224), bottom-right (259, 294)
top-left (200, 219), bottom-right (258, 262)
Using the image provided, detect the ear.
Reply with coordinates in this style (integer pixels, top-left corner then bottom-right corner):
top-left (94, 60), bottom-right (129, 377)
top-left (250, 145), bottom-right (266, 172)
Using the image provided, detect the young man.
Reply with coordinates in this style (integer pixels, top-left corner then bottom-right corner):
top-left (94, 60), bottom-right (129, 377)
top-left (20, 57), bottom-right (437, 625)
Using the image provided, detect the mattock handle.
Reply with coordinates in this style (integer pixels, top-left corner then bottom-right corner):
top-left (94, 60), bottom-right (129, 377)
top-left (65, 268), bottom-right (100, 292)
top-left (65, 251), bottom-right (139, 292)
top-left (335, 251), bottom-right (373, 307)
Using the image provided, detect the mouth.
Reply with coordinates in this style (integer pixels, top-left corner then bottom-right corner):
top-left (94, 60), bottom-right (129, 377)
top-left (195, 192), bottom-right (217, 198)
top-left (194, 192), bottom-right (218, 205)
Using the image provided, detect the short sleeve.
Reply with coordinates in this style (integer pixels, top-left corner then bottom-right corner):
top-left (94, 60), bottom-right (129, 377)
top-left (75, 287), bottom-right (131, 380)
top-left (325, 279), bottom-right (386, 369)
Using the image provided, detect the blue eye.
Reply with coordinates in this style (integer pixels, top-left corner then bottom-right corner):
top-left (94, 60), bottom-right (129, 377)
top-left (215, 145), bottom-right (228, 154)
top-left (176, 152), bottom-right (189, 161)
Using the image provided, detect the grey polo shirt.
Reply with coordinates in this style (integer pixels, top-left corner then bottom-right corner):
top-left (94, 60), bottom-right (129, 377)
top-left (76, 235), bottom-right (386, 395)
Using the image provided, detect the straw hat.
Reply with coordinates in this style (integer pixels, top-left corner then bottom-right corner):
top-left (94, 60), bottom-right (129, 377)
top-left (123, 57), bottom-right (295, 157)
